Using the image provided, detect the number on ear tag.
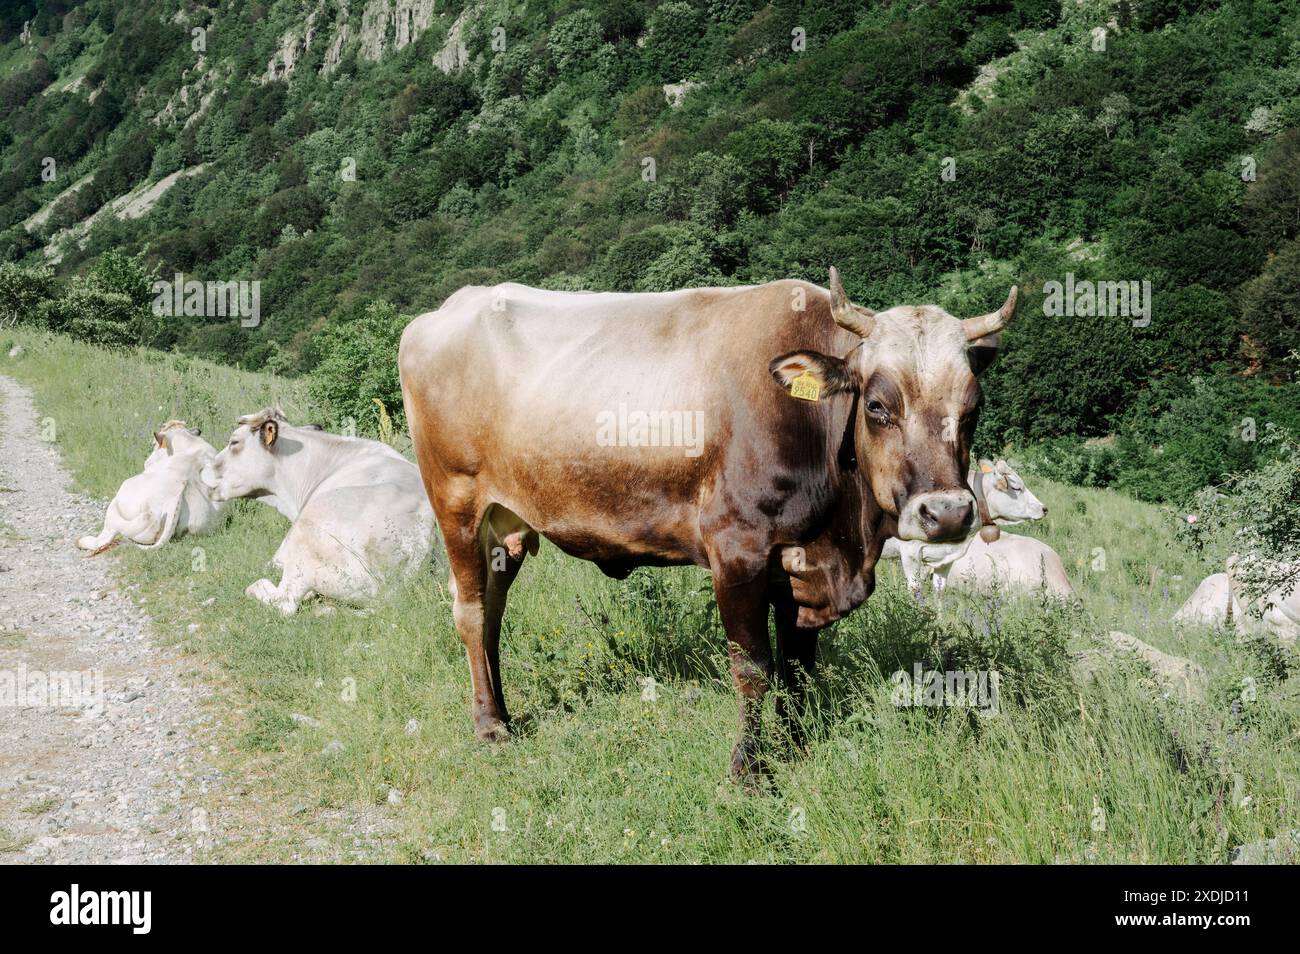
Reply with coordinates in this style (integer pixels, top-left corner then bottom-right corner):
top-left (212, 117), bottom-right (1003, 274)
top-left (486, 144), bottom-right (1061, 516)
top-left (789, 372), bottom-right (820, 402)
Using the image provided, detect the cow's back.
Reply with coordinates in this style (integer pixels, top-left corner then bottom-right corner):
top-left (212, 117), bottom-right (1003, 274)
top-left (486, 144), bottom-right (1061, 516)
top-left (948, 532), bottom-right (1074, 598)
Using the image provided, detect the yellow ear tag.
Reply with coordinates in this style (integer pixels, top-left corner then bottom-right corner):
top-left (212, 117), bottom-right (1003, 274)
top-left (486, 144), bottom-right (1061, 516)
top-left (979, 463), bottom-right (994, 474)
top-left (789, 372), bottom-right (821, 402)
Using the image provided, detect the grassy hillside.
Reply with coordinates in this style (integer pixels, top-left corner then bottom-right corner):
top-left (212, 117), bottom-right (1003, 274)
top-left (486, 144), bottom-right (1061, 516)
top-left (5, 328), bottom-right (1297, 863)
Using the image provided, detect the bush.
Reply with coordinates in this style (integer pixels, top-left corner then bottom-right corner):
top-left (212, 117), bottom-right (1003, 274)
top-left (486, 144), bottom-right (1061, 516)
top-left (1110, 372), bottom-right (1300, 503)
top-left (307, 300), bottom-right (408, 433)
top-left (642, 2), bottom-right (707, 83)
top-left (1014, 371), bottom-right (1300, 504)
top-left (1012, 437), bottom-right (1119, 489)
top-left (0, 262), bottom-right (57, 327)
top-left (637, 233), bottom-right (726, 291)
top-left (1239, 239), bottom-right (1300, 370)
top-left (1182, 428), bottom-right (1300, 606)
top-left (547, 10), bottom-right (603, 76)
top-left (599, 227), bottom-right (675, 291)
top-left (40, 287), bottom-right (147, 348)
top-left (35, 251), bottom-right (160, 348)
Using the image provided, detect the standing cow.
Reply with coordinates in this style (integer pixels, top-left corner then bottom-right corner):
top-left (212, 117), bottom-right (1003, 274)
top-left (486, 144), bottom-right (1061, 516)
top-left (399, 269), bottom-right (1018, 779)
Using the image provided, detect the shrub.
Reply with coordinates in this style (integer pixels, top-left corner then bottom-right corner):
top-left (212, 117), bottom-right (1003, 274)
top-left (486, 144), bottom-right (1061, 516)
top-left (642, 2), bottom-right (707, 83)
top-left (547, 10), bottom-right (603, 76)
top-left (1182, 428), bottom-right (1300, 607)
top-left (1110, 372), bottom-right (1300, 503)
top-left (40, 287), bottom-right (147, 348)
top-left (307, 300), bottom-right (408, 433)
top-left (1239, 239), bottom-right (1300, 370)
top-left (36, 251), bottom-right (160, 348)
top-left (637, 235), bottom-right (726, 291)
top-left (0, 262), bottom-right (57, 327)
top-left (1012, 437), bottom-right (1119, 489)
top-left (599, 227), bottom-right (675, 291)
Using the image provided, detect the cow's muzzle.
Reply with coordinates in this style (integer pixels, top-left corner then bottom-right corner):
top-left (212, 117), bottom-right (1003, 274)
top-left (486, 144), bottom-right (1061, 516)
top-left (898, 490), bottom-right (976, 543)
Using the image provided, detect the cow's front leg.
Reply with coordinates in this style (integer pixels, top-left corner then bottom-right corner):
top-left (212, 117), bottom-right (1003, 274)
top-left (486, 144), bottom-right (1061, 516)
top-left (245, 576), bottom-right (307, 616)
top-left (712, 569), bottom-right (773, 784)
top-left (771, 592), bottom-right (819, 753)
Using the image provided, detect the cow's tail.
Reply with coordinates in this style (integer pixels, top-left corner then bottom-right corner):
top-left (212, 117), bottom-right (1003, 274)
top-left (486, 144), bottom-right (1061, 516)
top-left (138, 489), bottom-right (185, 551)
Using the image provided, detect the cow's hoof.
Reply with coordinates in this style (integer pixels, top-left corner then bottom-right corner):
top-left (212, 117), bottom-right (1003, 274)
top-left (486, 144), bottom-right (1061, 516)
top-left (729, 741), bottom-right (771, 789)
top-left (246, 578), bottom-right (277, 601)
top-left (474, 717), bottom-right (511, 744)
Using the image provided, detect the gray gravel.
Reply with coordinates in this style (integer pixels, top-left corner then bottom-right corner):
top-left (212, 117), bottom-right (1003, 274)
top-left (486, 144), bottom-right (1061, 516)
top-left (0, 373), bottom-right (212, 864)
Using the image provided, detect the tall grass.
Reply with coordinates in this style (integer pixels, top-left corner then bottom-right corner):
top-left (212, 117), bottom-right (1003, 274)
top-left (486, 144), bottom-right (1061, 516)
top-left (3, 327), bottom-right (1295, 863)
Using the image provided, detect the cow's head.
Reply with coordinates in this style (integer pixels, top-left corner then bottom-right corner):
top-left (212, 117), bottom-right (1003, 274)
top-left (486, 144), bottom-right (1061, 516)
top-left (770, 268), bottom-right (1018, 543)
top-left (975, 458), bottom-right (1046, 524)
top-left (145, 420), bottom-right (208, 470)
top-left (201, 407), bottom-right (286, 502)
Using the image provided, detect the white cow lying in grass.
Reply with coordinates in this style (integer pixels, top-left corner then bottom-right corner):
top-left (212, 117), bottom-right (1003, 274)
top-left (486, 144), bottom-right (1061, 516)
top-left (78, 421), bottom-right (225, 553)
top-left (940, 531), bottom-right (1075, 599)
top-left (1172, 573), bottom-right (1238, 628)
top-left (882, 459), bottom-right (1070, 598)
top-left (1175, 564), bottom-right (1299, 646)
top-left (201, 407), bottom-right (437, 615)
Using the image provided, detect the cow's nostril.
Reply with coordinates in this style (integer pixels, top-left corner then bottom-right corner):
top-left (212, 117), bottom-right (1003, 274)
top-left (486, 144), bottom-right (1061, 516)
top-left (957, 501), bottom-right (974, 529)
top-left (917, 496), bottom-right (975, 542)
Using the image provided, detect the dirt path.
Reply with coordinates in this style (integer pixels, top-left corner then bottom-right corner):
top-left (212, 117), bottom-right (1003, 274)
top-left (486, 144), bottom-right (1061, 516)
top-left (0, 374), bottom-right (212, 863)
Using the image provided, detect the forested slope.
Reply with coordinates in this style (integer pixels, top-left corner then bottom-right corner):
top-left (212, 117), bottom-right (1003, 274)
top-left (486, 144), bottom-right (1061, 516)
top-left (2, 0), bottom-right (1300, 500)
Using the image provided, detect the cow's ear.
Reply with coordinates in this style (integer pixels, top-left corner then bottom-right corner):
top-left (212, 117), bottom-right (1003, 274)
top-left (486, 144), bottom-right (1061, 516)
top-left (967, 333), bottom-right (1001, 376)
top-left (260, 420), bottom-right (279, 449)
top-left (769, 350), bottom-right (856, 400)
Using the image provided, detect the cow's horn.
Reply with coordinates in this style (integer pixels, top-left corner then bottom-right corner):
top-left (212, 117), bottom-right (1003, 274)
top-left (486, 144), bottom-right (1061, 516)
top-left (963, 286), bottom-right (1019, 341)
top-left (828, 266), bottom-right (874, 338)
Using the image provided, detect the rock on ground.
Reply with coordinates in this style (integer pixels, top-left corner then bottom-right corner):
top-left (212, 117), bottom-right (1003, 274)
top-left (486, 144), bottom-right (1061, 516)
top-left (1230, 829), bottom-right (1300, 865)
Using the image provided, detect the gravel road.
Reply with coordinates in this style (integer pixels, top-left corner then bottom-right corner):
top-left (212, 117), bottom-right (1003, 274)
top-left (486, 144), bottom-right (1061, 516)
top-left (0, 373), bottom-right (213, 863)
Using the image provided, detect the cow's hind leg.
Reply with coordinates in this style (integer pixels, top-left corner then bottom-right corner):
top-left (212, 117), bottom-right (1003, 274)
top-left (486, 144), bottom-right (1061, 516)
top-left (79, 503), bottom-right (148, 553)
top-left (78, 521), bottom-right (120, 554)
top-left (440, 500), bottom-right (535, 743)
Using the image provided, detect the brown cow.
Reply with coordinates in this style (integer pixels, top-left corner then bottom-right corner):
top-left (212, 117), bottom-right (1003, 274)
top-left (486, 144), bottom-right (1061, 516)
top-left (399, 269), bottom-right (1017, 780)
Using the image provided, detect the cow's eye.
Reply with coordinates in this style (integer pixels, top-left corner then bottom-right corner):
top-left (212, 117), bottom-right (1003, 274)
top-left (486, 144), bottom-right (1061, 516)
top-left (866, 400), bottom-right (888, 418)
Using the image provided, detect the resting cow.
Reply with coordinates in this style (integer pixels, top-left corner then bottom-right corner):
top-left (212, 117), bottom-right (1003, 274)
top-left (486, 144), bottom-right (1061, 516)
top-left (1172, 572), bottom-right (1237, 628)
top-left (941, 532), bottom-right (1075, 599)
top-left (200, 408), bottom-right (436, 615)
top-left (78, 421), bottom-right (224, 553)
top-left (1172, 561), bottom-right (1299, 646)
top-left (882, 458), bottom-right (1047, 593)
top-left (399, 268), bottom-right (1019, 780)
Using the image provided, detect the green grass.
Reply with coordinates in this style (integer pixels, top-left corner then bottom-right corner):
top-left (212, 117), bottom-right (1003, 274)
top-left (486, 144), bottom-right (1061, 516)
top-left (21, 796), bottom-right (59, 815)
top-left (0, 826), bottom-right (30, 854)
top-left (3, 327), bottom-right (1297, 863)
